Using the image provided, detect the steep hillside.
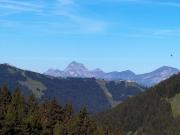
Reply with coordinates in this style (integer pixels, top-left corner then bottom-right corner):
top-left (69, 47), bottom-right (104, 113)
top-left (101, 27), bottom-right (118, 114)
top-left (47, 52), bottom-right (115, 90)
top-left (96, 73), bottom-right (180, 135)
top-left (0, 64), bottom-right (143, 113)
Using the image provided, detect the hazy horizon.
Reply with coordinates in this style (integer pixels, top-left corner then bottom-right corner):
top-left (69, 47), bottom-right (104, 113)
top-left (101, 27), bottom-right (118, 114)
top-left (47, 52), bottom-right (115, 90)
top-left (0, 61), bottom-right (179, 75)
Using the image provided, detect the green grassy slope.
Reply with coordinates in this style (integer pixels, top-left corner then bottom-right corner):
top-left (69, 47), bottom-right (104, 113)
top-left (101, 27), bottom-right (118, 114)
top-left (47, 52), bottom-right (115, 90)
top-left (170, 93), bottom-right (180, 117)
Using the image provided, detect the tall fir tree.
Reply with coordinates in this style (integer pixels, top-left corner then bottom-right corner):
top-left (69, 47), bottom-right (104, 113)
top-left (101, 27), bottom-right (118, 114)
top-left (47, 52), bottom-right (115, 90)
top-left (0, 86), bottom-right (11, 134)
top-left (4, 88), bottom-right (25, 134)
top-left (24, 94), bottom-right (42, 135)
top-left (75, 107), bottom-right (97, 135)
top-left (0, 85), bottom-right (11, 116)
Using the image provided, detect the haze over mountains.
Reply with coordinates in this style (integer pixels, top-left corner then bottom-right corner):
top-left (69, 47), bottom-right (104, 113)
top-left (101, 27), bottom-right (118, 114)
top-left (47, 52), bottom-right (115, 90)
top-left (0, 63), bottom-right (143, 113)
top-left (45, 61), bottom-right (180, 86)
top-left (0, 61), bottom-right (179, 113)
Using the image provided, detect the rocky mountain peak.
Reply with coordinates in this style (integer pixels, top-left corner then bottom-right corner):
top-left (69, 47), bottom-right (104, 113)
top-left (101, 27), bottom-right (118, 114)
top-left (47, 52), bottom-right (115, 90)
top-left (44, 62), bottom-right (180, 86)
top-left (64, 61), bottom-right (88, 72)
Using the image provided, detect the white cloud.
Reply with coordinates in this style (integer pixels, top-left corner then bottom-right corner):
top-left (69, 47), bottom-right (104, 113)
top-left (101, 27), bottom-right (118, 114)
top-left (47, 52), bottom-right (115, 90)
top-left (63, 14), bottom-right (107, 33)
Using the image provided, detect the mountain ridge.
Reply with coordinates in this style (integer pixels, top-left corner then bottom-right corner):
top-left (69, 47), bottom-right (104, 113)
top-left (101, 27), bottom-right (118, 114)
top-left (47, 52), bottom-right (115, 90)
top-left (0, 63), bottom-right (144, 113)
top-left (44, 61), bottom-right (180, 86)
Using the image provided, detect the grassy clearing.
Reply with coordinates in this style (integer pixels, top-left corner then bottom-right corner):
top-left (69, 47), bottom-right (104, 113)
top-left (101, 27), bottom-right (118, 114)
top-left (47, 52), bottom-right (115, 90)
top-left (170, 93), bottom-right (180, 117)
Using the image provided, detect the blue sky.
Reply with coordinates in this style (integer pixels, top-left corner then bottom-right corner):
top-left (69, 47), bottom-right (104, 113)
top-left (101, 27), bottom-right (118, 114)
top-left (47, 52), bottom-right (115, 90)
top-left (0, 0), bottom-right (180, 74)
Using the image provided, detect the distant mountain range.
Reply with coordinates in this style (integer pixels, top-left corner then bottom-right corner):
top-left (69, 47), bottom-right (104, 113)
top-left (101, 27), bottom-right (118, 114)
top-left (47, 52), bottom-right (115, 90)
top-left (44, 61), bottom-right (180, 86)
top-left (0, 64), bottom-right (143, 113)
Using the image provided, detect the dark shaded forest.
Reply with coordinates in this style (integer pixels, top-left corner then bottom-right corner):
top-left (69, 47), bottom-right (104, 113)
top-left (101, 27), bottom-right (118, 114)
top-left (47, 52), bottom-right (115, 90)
top-left (0, 86), bottom-right (116, 135)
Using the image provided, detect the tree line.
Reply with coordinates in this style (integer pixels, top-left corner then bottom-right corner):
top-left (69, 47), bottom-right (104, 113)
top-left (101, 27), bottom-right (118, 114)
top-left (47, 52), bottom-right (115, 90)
top-left (0, 85), bottom-right (116, 135)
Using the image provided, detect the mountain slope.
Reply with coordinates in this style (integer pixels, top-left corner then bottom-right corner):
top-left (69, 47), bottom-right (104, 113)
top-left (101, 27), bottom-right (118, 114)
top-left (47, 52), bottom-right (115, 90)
top-left (0, 64), bottom-right (143, 113)
top-left (96, 73), bottom-right (180, 135)
top-left (104, 70), bottom-right (136, 80)
top-left (44, 69), bottom-right (63, 77)
top-left (135, 66), bottom-right (180, 86)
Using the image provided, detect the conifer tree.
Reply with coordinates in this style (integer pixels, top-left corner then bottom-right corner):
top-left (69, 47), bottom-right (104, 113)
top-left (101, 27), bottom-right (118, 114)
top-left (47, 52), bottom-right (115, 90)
top-left (0, 85), bottom-right (11, 117)
top-left (0, 86), bottom-right (11, 134)
top-left (40, 98), bottom-right (64, 134)
top-left (75, 107), bottom-right (97, 135)
top-left (24, 94), bottom-right (42, 135)
top-left (4, 88), bottom-right (25, 134)
top-left (63, 104), bottom-right (73, 122)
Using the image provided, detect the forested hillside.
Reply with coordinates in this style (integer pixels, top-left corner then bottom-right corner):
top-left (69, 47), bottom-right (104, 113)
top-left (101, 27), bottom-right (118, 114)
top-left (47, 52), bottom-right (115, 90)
top-left (0, 86), bottom-right (113, 135)
top-left (96, 73), bottom-right (180, 135)
top-left (4, 64), bottom-right (180, 135)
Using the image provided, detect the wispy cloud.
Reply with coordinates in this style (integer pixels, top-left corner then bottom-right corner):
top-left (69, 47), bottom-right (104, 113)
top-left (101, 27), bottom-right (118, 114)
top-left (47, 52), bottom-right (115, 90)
top-left (104, 27), bottom-right (180, 38)
top-left (134, 28), bottom-right (180, 38)
top-left (99, 0), bottom-right (147, 4)
top-left (0, 0), bottom-right (42, 12)
top-left (57, 0), bottom-right (74, 6)
top-left (101, 0), bottom-right (180, 7)
top-left (54, 11), bottom-right (107, 33)
top-left (53, 0), bottom-right (108, 33)
top-left (2, 0), bottom-right (179, 36)
top-left (0, 0), bottom-right (107, 34)
top-left (151, 29), bottom-right (180, 36)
